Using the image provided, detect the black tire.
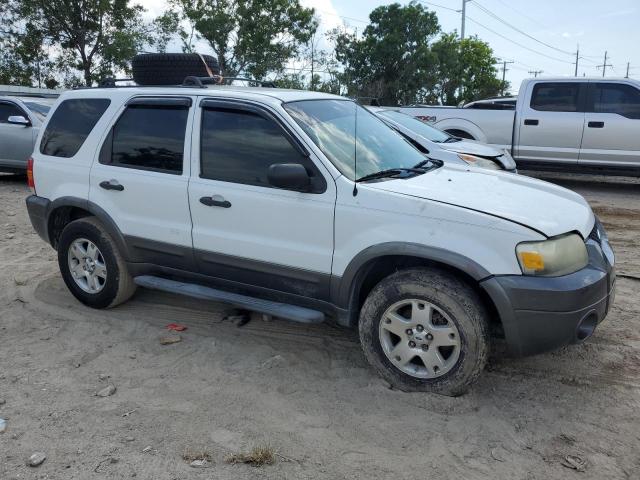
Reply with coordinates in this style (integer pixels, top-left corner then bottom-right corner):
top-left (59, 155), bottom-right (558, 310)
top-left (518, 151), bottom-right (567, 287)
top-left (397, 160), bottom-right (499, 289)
top-left (131, 53), bottom-right (220, 86)
top-left (57, 217), bottom-right (136, 309)
top-left (359, 268), bottom-right (490, 396)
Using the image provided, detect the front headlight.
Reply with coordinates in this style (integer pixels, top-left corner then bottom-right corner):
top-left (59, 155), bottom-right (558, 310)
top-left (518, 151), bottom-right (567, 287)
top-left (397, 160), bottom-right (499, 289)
top-left (458, 153), bottom-right (501, 170)
top-left (516, 233), bottom-right (588, 277)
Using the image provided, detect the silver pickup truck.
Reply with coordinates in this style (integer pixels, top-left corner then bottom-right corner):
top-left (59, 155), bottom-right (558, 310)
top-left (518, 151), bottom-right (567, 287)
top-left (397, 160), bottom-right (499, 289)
top-left (399, 78), bottom-right (640, 176)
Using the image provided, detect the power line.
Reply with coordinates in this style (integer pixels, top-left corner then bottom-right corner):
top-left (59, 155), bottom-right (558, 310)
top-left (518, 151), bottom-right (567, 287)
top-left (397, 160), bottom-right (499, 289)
top-left (471, 0), bottom-right (574, 55)
top-left (418, 1), bottom-right (461, 14)
top-left (491, 0), bottom-right (547, 29)
top-left (465, 16), bottom-right (574, 64)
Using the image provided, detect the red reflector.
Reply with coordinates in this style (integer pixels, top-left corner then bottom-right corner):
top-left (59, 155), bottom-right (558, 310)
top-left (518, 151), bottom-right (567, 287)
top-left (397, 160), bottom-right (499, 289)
top-left (27, 157), bottom-right (35, 192)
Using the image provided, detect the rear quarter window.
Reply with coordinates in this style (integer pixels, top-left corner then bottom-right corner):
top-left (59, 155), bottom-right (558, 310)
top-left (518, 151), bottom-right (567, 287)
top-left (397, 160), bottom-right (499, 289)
top-left (40, 99), bottom-right (110, 158)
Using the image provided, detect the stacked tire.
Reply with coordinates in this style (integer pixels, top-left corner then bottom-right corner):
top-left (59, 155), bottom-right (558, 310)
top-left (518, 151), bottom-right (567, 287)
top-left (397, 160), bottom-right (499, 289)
top-left (131, 53), bottom-right (220, 86)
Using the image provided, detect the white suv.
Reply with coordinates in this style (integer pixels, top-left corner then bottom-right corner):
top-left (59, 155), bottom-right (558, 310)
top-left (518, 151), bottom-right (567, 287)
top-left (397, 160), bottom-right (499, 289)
top-left (25, 82), bottom-right (616, 395)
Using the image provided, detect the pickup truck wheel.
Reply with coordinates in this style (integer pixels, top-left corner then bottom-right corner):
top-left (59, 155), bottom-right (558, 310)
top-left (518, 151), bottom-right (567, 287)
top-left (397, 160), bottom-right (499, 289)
top-left (359, 268), bottom-right (489, 396)
top-left (57, 217), bottom-right (136, 309)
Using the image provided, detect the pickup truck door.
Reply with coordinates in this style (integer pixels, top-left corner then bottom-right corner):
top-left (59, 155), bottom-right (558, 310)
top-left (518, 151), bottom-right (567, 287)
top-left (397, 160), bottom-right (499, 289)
top-left (188, 98), bottom-right (336, 301)
top-left (579, 81), bottom-right (640, 167)
top-left (0, 100), bottom-right (35, 169)
top-left (516, 82), bottom-right (587, 165)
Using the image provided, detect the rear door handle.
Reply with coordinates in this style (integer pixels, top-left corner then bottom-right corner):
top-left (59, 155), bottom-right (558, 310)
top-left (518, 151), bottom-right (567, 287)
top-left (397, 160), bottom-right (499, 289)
top-left (588, 121), bottom-right (605, 128)
top-left (524, 119), bottom-right (539, 126)
top-left (200, 195), bottom-right (231, 208)
top-left (99, 179), bottom-right (124, 191)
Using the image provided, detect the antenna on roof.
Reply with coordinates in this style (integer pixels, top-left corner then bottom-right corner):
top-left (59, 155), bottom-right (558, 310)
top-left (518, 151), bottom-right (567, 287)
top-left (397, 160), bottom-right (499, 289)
top-left (352, 101), bottom-right (359, 197)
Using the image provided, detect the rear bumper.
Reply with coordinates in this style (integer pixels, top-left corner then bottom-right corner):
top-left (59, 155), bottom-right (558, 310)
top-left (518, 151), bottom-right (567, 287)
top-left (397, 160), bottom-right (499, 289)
top-left (481, 231), bottom-right (615, 356)
top-left (26, 194), bottom-right (50, 244)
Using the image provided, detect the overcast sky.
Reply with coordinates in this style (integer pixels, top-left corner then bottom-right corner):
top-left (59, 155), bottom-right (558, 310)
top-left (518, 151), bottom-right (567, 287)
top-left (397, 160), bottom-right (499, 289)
top-left (140, 0), bottom-right (639, 93)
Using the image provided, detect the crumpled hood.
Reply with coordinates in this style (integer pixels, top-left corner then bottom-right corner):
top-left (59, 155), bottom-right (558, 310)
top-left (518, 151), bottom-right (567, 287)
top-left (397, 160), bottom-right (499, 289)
top-left (440, 139), bottom-right (517, 170)
top-left (370, 165), bottom-right (594, 238)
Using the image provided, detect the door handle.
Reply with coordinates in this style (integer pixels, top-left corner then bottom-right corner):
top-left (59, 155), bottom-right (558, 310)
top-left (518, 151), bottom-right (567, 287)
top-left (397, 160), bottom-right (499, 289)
top-left (200, 196), bottom-right (231, 208)
top-left (524, 119), bottom-right (539, 126)
top-left (588, 121), bottom-right (605, 128)
top-left (99, 179), bottom-right (124, 191)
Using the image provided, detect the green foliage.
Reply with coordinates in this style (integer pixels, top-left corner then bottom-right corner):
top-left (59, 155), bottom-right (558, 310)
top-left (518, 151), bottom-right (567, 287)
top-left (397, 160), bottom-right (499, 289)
top-left (169, 0), bottom-right (317, 79)
top-left (429, 32), bottom-right (507, 105)
top-left (7, 0), bottom-right (150, 87)
top-left (333, 2), bottom-right (440, 105)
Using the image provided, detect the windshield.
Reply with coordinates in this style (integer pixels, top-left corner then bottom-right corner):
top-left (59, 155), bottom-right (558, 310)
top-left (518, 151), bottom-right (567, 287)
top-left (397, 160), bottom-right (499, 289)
top-left (378, 110), bottom-right (452, 143)
top-left (22, 100), bottom-right (53, 122)
top-left (284, 100), bottom-right (427, 180)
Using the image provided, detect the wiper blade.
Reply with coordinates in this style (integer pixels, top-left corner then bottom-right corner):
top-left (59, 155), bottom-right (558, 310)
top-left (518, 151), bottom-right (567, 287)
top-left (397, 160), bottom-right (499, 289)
top-left (443, 136), bottom-right (461, 143)
top-left (356, 168), bottom-right (424, 183)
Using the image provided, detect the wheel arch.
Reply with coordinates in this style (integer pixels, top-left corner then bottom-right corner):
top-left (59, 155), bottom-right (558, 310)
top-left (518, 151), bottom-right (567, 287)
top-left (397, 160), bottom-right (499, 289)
top-left (433, 118), bottom-right (486, 142)
top-left (333, 243), bottom-right (500, 329)
top-left (46, 197), bottom-right (129, 259)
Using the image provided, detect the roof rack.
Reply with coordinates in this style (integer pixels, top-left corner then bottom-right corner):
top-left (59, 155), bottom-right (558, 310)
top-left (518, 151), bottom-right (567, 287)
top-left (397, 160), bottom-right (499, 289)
top-left (182, 75), bottom-right (276, 88)
top-left (84, 75), bottom-right (276, 90)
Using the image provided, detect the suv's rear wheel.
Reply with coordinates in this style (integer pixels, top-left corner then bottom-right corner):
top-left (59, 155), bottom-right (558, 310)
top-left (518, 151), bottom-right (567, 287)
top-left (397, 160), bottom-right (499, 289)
top-left (359, 268), bottom-right (490, 396)
top-left (57, 217), bottom-right (136, 309)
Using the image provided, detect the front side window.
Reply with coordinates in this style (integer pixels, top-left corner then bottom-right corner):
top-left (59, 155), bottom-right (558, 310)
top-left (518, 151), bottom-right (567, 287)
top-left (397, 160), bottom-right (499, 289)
top-left (530, 83), bottom-right (582, 112)
top-left (40, 99), bottom-right (110, 157)
top-left (0, 102), bottom-right (26, 123)
top-left (284, 100), bottom-right (426, 179)
top-left (591, 83), bottom-right (640, 119)
top-left (200, 107), bottom-right (313, 188)
top-left (103, 105), bottom-right (188, 174)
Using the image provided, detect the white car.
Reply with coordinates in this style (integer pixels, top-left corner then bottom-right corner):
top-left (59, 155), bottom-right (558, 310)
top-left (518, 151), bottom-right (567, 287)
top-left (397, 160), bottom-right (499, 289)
top-left (369, 107), bottom-right (517, 172)
top-left (26, 75), bottom-right (615, 396)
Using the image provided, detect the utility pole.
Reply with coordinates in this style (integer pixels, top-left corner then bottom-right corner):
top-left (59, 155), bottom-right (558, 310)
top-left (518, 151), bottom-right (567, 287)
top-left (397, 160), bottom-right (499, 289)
top-left (499, 60), bottom-right (514, 95)
top-left (573, 45), bottom-right (579, 77)
top-left (596, 51), bottom-right (612, 77)
top-left (528, 70), bottom-right (543, 78)
top-left (461, 0), bottom-right (471, 40)
top-left (626, 62), bottom-right (630, 78)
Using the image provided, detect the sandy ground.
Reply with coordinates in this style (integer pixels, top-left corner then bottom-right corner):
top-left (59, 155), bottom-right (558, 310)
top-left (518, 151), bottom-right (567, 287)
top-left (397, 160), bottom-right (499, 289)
top-left (0, 171), bottom-right (639, 479)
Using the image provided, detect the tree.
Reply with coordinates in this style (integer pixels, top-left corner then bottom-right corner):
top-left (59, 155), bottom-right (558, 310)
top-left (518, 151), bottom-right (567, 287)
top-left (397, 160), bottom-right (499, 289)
top-left (429, 33), bottom-right (506, 105)
top-left (9, 0), bottom-right (150, 87)
top-left (167, 0), bottom-right (317, 79)
top-left (333, 2), bottom-right (440, 105)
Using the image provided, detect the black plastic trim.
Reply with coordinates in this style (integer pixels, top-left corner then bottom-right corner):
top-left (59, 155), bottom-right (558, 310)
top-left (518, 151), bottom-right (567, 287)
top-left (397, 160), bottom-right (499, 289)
top-left (25, 195), bottom-right (50, 242)
top-left (332, 242), bottom-right (492, 310)
top-left (195, 248), bottom-right (332, 301)
top-left (126, 96), bottom-right (192, 107)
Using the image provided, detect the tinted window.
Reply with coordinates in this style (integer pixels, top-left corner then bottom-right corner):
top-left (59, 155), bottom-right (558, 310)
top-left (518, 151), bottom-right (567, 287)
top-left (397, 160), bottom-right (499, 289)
top-left (40, 99), bottom-right (110, 157)
top-left (592, 83), bottom-right (640, 119)
top-left (0, 102), bottom-right (26, 123)
top-left (530, 83), bottom-right (581, 112)
top-left (23, 100), bottom-right (52, 122)
top-left (200, 108), bottom-right (310, 187)
top-left (104, 105), bottom-right (188, 174)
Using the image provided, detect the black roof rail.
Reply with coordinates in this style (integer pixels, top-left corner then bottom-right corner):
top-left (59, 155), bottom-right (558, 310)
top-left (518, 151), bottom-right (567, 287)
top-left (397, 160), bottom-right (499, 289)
top-left (182, 75), bottom-right (276, 88)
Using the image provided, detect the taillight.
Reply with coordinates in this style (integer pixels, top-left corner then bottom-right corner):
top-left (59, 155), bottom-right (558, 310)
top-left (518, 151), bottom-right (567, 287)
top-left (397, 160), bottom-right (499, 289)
top-left (27, 157), bottom-right (35, 193)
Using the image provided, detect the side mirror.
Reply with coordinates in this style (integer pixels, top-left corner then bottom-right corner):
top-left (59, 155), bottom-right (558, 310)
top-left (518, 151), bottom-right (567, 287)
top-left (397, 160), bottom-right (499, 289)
top-left (8, 115), bottom-right (31, 126)
top-left (267, 163), bottom-right (311, 191)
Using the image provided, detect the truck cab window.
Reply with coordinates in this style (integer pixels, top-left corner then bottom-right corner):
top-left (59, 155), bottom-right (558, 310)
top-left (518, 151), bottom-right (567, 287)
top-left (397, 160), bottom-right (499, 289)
top-left (592, 83), bottom-right (640, 119)
top-left (530, 83), bottom-right (581, 112)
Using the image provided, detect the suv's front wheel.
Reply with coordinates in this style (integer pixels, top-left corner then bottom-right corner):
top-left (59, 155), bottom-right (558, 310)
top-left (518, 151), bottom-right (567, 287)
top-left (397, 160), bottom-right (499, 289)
top-left (359, 268), bottom-right (490, 396)
top-left (57, 217), bottom-right (136, 309)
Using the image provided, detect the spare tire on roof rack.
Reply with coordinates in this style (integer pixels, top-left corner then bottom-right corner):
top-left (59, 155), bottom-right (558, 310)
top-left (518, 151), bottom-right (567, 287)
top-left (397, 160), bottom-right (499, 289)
top-left (131, 53), bottom-right (220, 86)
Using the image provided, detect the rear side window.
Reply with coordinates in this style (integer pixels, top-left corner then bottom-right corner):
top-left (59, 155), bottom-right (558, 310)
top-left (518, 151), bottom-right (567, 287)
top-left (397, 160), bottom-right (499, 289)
top-left (591, 83), bottom-right (640, 119)
top-left (200, 108), bottom-right (311, 187)
top-left (0, 102), bottom-right (26, 123)
top-left (530, 83), bottom-right (581, 112)
top-left (40, 99), bottom-right (110, 157)
top-left (101, 105), bottom-right (188, 175)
